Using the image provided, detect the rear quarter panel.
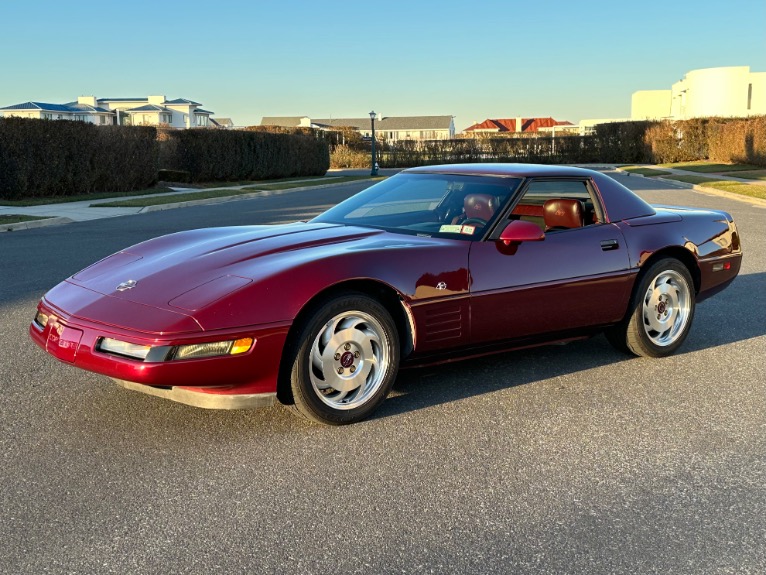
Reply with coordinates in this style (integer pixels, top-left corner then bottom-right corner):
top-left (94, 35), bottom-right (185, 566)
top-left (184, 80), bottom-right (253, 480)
top-left (617, 208), bottom-right (742, 299)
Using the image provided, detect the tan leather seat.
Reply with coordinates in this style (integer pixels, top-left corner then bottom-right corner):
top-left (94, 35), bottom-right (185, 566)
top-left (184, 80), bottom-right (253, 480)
top-left (543, 199), bottom-right (584, 231)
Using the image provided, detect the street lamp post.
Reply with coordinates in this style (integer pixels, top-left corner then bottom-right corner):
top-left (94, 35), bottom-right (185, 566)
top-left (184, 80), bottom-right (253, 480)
top-left (369, 110), bottom-right (378, 176)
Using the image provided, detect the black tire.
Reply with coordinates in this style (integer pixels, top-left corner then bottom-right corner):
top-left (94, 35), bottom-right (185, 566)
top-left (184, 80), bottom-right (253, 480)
top-left (606, 258), bottom-right (696, 358)
top-left (287, 293), bottom-right (400, 425)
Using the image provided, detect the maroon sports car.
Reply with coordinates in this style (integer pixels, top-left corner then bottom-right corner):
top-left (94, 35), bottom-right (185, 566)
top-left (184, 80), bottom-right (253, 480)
top-left (31, 164), bottom-right (742, 424)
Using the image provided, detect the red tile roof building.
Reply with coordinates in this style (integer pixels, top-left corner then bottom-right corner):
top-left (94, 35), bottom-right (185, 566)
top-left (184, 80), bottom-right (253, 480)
top-left (464, 117), bottom-right (573, 134)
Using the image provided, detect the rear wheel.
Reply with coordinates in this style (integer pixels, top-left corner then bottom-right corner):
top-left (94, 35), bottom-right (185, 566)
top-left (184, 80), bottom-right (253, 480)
top-left (606, 258), bottom-right (695, 358)
top-left (287, 293), bottom-right (399, 425)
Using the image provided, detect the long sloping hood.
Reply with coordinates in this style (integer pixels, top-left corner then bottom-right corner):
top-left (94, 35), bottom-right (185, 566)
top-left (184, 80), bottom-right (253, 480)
top-left (49, 222), bottom-right (470, 333)
top-left (67, 223), bottom-right (382, 308)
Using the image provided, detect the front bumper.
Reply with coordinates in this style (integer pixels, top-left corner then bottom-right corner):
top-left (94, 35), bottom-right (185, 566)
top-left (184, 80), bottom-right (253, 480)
top-left (113, 379), bottom-right (277, 410)
top-left (30, 297), bottom-right (291, 408)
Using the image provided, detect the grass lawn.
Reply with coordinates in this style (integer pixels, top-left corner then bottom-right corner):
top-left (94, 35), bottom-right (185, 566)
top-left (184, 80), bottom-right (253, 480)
top-left (658, 161), bottom-right (763, 173)
top-left (95, 188), bottom-right (272, 208)
top-left (190, 176), bottom-right (331, 188)
top-left (619, 166), bottom-right (673, 177)
top-left (239, 175), bottom-right (383, 192)
top-left (720, 170), bottom-right (766, 181)
top-left (661, 175), bottom-right (766, 200)
top-left (1, 214), bottom-right (52, 226)
top-left (0, 187), bottom-right (175, 207)
top-left (94, 176), bottom-right (384, 208)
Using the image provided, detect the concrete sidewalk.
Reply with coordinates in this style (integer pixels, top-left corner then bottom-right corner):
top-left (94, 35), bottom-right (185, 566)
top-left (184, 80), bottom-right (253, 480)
top-left (0, 185), bottom-right (254, 222)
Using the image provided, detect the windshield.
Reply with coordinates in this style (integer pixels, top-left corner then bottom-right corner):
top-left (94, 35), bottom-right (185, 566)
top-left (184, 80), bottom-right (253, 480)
top-left (313, 172), bottom-right (522, 239)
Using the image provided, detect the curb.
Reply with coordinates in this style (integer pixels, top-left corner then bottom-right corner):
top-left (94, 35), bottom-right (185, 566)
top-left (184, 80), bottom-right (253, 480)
top-left (614, 167), bottom-right (646, 178)
top-left (614, 167), bottom-right (766, 207)
top-left (138, 179), bottom-right (373, 213)
top-left (675, 181), bottom-right (766, 207)
top-left (654, 176), bottom-right (766, 207)
top-left (1, 216), bottom-right (74, 233)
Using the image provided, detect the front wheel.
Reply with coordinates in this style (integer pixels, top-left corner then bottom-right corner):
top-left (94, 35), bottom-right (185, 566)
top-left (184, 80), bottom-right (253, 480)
top-left (606, 258), bottom-right (696, 358)
top-left (287, 294), bottom-right (400, 425)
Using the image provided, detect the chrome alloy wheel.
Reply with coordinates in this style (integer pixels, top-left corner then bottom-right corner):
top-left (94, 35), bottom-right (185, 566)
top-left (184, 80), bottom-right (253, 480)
top-left (309, 311), bottom-right (390, 410)
top-left (641, 269), bottom-right (692, 347)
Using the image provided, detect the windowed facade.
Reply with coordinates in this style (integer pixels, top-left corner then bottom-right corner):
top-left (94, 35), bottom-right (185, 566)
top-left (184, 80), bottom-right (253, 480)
top-left (1, 96), bottom-right (216, 128)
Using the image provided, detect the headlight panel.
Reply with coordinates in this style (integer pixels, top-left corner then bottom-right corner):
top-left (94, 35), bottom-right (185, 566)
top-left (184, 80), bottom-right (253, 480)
top-left (173, 341), bottom-right (234, 360)
top-left (98, 338), bottom-right (153, 360)
top-left (96, 337), bottom-right (254, 362)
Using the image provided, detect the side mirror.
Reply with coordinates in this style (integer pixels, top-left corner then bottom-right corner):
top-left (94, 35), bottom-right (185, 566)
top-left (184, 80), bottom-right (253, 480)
top-left (498, 220), bottom-right (545, 245)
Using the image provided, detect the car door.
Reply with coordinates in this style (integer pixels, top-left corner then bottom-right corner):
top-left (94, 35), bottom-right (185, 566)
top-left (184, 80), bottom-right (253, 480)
top-left (468, 178), bottom-right (633, 344)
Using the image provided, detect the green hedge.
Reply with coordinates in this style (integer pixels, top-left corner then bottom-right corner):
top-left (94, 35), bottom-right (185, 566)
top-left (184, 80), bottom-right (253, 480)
top-left (160, 129), bottom-right (329, 182)
top-left (0, 118), bottom-right (157, 200)
top-left (2, 115), bottom-right (762, 200)
top-left (372, 135), bottom-right (601, 168)
top-left (0, 119), bottom-right (330, 199)
top-left (352, 116), bottom-right (766, 168)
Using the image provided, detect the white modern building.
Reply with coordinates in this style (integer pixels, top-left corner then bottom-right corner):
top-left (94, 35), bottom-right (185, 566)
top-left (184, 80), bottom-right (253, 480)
top-left (0, 95), bottom-right (218, 128)
top-left (631, 66), bottom-right (766, 120)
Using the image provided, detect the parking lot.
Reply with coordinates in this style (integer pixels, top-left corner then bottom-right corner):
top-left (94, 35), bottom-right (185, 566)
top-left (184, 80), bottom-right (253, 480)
top-left (1, 173), bottom-right (764, 574)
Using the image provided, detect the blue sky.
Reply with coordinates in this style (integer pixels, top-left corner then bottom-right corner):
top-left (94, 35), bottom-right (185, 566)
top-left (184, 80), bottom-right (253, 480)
top-left (1, 0), bottom-right (764, 130)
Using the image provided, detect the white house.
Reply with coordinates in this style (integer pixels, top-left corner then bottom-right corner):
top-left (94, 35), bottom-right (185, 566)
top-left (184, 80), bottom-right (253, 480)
top-left (261, 115), bottom-right (455, 141)
top-left (0, 95), bottom-right (219, 128)
top-left (632, 66), bottom-right (766, 120)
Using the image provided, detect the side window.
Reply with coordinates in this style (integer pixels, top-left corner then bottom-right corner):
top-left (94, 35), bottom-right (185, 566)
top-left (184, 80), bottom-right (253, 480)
top-left (509, 179), bottom-right (602, 232)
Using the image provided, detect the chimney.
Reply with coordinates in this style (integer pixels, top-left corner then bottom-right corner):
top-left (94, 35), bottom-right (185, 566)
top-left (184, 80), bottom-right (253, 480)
top-left (77, 95), bottom-right (97, 107)
top-left (148, 95), bottom-right (166, 105)
top-left (516, 117), bottom-right (523, 133)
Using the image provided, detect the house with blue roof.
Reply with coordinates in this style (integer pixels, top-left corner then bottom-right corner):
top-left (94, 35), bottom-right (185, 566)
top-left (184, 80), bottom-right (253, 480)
top-left (0, 95), bottom-right (219, 129)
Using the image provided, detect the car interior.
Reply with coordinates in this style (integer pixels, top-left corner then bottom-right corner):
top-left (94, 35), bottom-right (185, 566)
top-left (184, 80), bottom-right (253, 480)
top-left (507, 179), bottom-right (602, 232)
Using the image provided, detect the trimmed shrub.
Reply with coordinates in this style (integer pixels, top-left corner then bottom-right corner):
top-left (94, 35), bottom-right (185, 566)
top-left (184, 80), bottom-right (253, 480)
top-left (330, 145), bottom-right (370, 169)
top-left (160, 129), bottom-right (329, 182)
top-left (593, 121), bottom-right (654, 163)
top-left (374, 135), bottom-right (601, 168)
top-left (708, 116), bottom-right (766, 166)
top-left (643, 119), bottom-right (711, 163)
top-left (0, 118), bottom-right (157, 200)
top-left (158, 169), bottom-right (191, 183)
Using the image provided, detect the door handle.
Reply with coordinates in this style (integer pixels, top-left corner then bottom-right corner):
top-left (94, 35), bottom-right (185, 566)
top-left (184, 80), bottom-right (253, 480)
top-left (600, 239), bottom-right (619, 251)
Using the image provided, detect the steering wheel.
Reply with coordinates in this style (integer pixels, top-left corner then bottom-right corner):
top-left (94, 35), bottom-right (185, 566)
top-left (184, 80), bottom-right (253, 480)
top-left (460, 218), bottom-right (487, 227)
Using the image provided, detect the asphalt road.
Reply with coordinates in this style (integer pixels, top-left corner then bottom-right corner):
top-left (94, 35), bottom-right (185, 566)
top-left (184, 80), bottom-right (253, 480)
top-left (1, 174), bottom-right (764, 574)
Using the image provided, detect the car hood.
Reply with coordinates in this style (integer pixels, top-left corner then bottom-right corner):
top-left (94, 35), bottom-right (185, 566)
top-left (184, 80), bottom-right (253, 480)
top-left (67, 222), bottom-right (380, 305)
top-left (50, 222), bottom-right (436, 333)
